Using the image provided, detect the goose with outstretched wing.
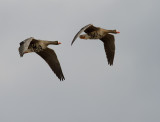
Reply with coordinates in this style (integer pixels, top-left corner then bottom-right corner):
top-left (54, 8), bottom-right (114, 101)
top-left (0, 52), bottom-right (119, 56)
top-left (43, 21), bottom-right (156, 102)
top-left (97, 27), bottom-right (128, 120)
top-left (19, 37), bottom-right (65, 81)
top-left (71, 24), bottom-right (120, 66)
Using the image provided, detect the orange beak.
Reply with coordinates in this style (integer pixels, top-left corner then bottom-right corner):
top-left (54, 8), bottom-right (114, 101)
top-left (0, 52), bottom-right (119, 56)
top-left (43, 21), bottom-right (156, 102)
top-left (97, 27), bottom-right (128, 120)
top-left (58, 42), bottom-right (62, 44)
top-left (116, 30), bottom-right (120, 33)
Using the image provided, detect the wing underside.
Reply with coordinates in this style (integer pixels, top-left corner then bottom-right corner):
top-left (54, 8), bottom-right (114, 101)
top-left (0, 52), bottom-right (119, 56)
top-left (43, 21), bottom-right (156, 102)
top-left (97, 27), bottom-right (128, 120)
top-left (100, 34), bottom-right (115, 65)
top-left (36, 48), bottom-right (65, 81)
top-left (71, 24), bottom-right (92, 45)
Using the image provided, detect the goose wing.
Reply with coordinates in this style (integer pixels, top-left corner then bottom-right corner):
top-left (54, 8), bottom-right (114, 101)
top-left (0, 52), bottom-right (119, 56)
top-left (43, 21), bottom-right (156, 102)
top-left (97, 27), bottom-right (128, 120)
top-left (18, 37), bottom-right (34, 57)
top-left (100, 34), bottom-right (115, 65)
top-left (36, 48), bottom-right (65, 81)
top-left (71, 24), bottom-right (93, 45)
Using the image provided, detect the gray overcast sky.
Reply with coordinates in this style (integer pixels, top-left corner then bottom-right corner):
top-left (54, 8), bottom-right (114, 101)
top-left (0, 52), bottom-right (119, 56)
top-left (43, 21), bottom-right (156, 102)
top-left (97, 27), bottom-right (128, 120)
top-left (0, 0), bottom-right (160, 122)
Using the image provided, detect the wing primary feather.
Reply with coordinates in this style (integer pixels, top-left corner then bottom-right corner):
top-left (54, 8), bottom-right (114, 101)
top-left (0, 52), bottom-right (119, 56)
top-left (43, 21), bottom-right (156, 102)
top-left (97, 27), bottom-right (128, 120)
top-left (71, 24), bottom-right (92, 45)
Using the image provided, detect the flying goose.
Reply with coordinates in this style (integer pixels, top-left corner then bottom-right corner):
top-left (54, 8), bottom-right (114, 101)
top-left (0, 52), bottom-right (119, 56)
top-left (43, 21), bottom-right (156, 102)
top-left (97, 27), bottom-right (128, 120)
top-left (19, 37), bottom-right (65, 81)
top-left (71, 24), bottom-right (120, 65)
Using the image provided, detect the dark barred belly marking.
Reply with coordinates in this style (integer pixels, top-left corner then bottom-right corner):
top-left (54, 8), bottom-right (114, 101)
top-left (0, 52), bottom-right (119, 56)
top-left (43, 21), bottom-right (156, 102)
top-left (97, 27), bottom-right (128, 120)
top-left (30, 44), bottom-right (43, 52)
top-left (89, 32), bottom-right (103, 39)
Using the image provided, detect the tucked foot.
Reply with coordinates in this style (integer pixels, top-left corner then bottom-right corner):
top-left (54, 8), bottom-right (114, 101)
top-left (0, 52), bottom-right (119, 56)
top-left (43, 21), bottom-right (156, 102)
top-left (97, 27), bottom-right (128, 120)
top-left (79, 35), bottom-right (86, 39)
